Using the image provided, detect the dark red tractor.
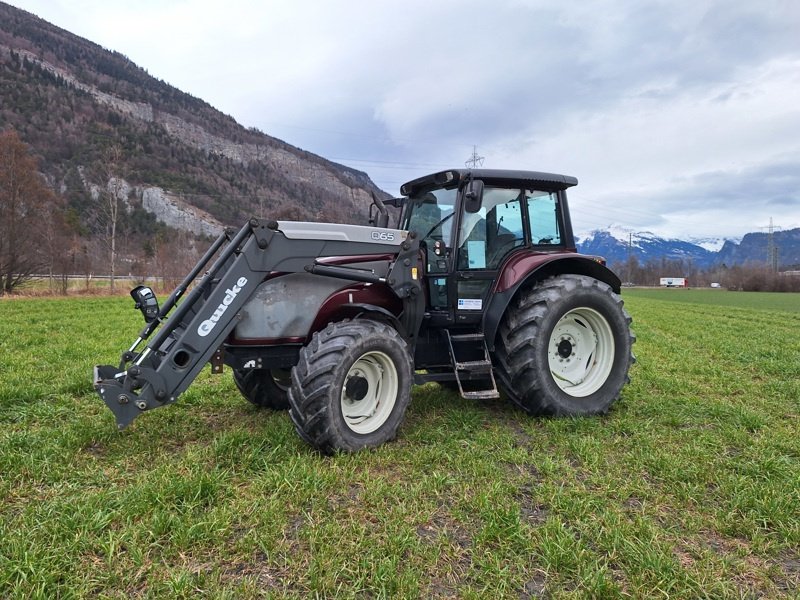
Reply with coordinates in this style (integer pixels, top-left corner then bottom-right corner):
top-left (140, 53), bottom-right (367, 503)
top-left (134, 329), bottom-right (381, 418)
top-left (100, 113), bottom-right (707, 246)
top-left (95, 168), bottom-right (635, 453)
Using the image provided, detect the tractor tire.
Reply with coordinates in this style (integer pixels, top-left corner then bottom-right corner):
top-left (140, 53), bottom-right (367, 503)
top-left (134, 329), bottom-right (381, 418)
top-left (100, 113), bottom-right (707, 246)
top-left (495, 274), bottom-right (634, 416)
top-left (288, 319), bottom-right (413, 454)
top-left (233, 368), bottom-right (291, 410)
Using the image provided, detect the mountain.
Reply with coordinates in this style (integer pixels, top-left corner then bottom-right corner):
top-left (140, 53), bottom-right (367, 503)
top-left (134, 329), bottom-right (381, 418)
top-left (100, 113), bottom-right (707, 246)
top-left (577, 226), bottom-right (719, 268)
top-left (0, 2), bottom-right (386, 242)
top-left (577, 225), bottom-right (800, 270)
top-left (716, 228), bottom-right (800, 269)
top-left (4, 3), bottom-right (798, 278)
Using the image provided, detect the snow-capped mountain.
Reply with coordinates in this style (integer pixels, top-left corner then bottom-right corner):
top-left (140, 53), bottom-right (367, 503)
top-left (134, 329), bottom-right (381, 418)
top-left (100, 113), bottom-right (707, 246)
top-left (577, 226), bottom-right (800, 268)
top-left (576, 227), bottom-right (720, 267)
top-left (571, 225), bottom-right (800, 269)
top-left (687, 236), bottom-right (737, 253)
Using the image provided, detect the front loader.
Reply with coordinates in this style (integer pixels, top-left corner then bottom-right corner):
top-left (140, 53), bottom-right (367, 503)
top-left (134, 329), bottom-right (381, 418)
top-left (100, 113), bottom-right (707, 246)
top-left (94, 169), bottom-right (635, 453)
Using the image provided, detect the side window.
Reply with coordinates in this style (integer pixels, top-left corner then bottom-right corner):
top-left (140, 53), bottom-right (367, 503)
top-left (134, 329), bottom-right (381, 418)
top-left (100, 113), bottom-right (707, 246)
top-left (404, 188), bottom-right (456, 248)
top-left (528, 190), bottom-right (561, 245)
top-left (458, 187), bottom-right (525, 270)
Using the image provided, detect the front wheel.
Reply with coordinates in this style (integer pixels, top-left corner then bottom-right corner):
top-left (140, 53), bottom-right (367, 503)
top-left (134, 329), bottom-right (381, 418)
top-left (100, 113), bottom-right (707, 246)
top-left (288, 319), bottom-right (413, 454)
top-left (495, 275), bottom-right (635, 416)
top-left (233, 368), bottom-right (291, 410)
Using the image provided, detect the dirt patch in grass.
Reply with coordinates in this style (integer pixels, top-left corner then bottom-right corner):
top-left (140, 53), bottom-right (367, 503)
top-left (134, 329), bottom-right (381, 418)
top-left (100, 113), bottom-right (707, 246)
top-left (516, 483), bottom-right (549, 526)
top-left (774, 549), bottom-right (800, 594)
top-left (411, 501), bottom-right (477, 597)
top-left (520, 571), bottom-right (549, 599)
top-left (220, 553), bottom-right (293, 594)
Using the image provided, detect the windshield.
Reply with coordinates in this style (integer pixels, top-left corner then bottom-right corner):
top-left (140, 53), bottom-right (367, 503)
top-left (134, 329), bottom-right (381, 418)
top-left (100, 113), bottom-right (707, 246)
top-left (402, 187), bottom-right (457, 247)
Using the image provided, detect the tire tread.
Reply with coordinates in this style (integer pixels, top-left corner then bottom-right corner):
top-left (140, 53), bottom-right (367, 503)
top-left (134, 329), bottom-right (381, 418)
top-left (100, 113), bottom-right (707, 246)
top-left (495, 274), bottom-right (635, 415)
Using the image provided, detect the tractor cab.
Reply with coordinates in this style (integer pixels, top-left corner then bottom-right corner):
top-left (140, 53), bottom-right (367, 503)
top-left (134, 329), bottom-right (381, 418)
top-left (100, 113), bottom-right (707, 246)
top-left (397, 169), bottom-right (578, 324)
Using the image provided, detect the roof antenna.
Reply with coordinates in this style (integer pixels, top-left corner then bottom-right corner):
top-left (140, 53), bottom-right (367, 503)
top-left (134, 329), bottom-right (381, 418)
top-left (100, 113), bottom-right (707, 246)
top-left (465, 145), bottom-right (484, 168)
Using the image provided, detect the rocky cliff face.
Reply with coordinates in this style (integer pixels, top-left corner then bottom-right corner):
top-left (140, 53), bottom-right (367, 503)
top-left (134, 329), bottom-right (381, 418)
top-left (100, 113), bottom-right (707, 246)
top-left (140, 187), bottom-right (224, 237)
top-left (0, 3), bottom-right (385, 236)
top-left (715, 228), bottom-right (800, 268)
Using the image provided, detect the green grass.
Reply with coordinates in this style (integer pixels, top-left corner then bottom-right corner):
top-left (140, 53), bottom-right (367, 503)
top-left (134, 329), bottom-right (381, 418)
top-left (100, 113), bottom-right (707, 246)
top-left (1, 293), bottom-right (799, 598)
top-left (624, 287), bottom-right (800, 313)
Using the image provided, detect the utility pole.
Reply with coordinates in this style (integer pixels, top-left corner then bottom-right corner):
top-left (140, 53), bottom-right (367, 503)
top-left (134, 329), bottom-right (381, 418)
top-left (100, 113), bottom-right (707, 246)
top-left (465, 146), bottom-right (485, 168)
top-left (628, 232), bottom-right (632, 284)
top-left (760, 218), bottom-right (781, 272)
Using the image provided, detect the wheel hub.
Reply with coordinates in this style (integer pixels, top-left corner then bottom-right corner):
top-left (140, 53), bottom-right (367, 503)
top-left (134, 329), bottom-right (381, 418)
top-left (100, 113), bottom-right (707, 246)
top-left (345, 374), bottom-right (369, 401)
top-left (557, 339), bottom-right (573, 359)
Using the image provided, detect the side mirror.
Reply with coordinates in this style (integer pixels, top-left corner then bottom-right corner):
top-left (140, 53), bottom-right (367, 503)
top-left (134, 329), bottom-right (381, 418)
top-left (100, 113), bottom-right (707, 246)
top-left (384, 196), bottom-right (406, 208)
top-left (368, 192), bottom-right (390, 228)
top-left (463, 179), bottom-right (484, 213)
top-left (130, 286), bottom-right (160, 323)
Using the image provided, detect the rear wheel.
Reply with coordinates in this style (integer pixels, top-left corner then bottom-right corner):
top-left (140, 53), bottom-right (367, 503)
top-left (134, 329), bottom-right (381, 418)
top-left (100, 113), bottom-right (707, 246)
top-left (288, 319), bottom-right (413, 454)
top-left (233, 368), bottom-right (291, 410)
top-left (495, 274), bottom-right (634, 415)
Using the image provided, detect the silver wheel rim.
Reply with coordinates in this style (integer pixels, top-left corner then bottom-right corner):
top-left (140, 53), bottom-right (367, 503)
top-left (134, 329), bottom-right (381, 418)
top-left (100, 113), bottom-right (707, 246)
top-left (548, 307), bottom-right (615, 397)
top-left (341, 351), bottom-right (398, 434)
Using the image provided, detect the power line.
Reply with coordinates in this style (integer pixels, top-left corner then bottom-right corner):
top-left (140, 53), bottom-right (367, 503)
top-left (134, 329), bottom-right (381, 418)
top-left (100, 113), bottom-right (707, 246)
top-left (761, 217), bottom-right (781, 271)
top-left (329, 157), bottom-right (453, 169)
top-left (465, 145), bottom-right (484, 168)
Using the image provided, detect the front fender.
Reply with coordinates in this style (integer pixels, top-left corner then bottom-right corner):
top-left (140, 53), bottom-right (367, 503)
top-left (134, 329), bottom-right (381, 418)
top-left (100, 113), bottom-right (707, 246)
top-left (308, 285), bottom-right (404, 339)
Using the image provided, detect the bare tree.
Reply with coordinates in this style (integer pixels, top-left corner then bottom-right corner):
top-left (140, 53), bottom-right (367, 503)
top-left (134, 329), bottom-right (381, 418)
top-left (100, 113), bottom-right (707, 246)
top-left (0, 130), bottom-right (58, 294)
top-left (96, 145), bottom-right (128, 293)
top-left (40, 204), bottom-right (75, 294)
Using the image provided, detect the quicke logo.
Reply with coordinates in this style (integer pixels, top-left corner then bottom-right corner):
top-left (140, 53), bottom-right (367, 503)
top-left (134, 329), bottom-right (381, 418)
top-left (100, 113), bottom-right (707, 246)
top-left (197, 277), bottom-right (248, 337)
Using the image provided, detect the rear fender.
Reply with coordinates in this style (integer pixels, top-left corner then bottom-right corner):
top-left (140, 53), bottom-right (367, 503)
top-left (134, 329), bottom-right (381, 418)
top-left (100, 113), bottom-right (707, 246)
top-left (483, 255), bottom-right (621, 351)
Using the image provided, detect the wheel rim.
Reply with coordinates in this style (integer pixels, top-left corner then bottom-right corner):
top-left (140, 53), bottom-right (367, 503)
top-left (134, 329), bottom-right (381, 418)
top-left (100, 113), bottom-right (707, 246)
top-left (341, 351), bottom-right (398, 434)
top-left (548, 307), bottom-right (615, 397)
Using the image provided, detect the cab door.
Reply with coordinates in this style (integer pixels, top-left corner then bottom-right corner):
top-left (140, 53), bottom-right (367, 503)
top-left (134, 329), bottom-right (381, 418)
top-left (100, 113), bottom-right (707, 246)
top-left (400, 187), bottom-right (458, 311)
top-left (454, 187), bottom-right (527, 323)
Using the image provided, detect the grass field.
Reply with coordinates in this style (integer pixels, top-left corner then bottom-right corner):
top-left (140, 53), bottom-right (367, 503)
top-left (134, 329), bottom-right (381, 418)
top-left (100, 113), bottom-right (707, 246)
top-left (0, 292), bottom-right (798, 598)
top-left (624, 287), bottom-right (800, 314)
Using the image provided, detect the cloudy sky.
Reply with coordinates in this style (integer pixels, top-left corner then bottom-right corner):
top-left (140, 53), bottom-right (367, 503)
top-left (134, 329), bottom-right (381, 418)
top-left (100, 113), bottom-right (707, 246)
top-left (7, 0), bottom-right (800, 240)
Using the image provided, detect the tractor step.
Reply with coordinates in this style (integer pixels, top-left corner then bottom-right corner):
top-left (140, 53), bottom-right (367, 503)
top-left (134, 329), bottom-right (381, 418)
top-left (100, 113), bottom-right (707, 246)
top-left (455, 360), bottom-right (493, 372)
top-left (444, 330), bottom-right (500, 401)
top-left (462, 389), bottom-right (501, 400)
top-left (449, 333), bottom-right (486, 342)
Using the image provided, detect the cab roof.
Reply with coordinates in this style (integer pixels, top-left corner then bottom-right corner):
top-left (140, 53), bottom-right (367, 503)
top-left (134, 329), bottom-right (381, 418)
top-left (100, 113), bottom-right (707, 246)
top-left (400, 169), bottom-right (578, 196)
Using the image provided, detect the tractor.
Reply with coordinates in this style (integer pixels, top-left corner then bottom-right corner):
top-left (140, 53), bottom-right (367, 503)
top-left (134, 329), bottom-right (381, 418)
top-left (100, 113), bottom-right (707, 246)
top-left (94, 168), bottom-right (635, 453)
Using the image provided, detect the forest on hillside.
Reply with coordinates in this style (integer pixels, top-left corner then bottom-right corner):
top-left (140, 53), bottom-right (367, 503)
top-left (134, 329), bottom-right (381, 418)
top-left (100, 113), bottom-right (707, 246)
top-left (0, 2), bottom-right (389, 294)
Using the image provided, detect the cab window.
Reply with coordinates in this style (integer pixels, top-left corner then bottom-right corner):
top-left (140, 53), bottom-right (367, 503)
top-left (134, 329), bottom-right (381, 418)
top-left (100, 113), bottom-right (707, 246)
top-left (528, 190), bottom-right (561, 245)
top-left (457, 187), bottom-right (525, 270)
top-left (402, 187), bottom-right (457, 251)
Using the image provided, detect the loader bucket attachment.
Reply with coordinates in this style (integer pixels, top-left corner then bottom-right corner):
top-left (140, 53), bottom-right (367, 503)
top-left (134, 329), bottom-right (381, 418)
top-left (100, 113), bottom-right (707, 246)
top-left (93, 365), bottom-right (145, 429)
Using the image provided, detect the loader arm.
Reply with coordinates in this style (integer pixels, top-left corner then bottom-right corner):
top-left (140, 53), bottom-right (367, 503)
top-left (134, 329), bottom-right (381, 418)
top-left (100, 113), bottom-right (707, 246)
top-left (94, 218), bottom-right (422, 429)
